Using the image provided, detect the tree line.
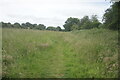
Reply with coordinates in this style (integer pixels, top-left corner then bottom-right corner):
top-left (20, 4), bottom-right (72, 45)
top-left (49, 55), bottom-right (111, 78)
top-left (1, 15), bottom-right (101, 31)
top-left (1, 2), bottom-right (119, 31)
top-left (63, 15), bottom-right (101, 31)
top-left (63, 1), bottom-right (119, 31)
top-left (1, 22), bottom-right (62, 31)
top-left (102, 1), bottom-right (120, 30)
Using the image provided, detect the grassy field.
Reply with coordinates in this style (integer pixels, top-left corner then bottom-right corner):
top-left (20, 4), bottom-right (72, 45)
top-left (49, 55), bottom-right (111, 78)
top-left (2, 28), bottom-right (118, 78)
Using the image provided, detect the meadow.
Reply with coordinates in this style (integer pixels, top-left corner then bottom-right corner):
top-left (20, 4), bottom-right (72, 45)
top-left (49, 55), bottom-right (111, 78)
top-left (2, 28), bottom-right (118, 78)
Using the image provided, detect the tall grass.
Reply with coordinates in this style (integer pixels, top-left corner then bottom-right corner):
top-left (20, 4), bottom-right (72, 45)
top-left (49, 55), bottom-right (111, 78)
top-left (2, 28), bottom-right (118, 78)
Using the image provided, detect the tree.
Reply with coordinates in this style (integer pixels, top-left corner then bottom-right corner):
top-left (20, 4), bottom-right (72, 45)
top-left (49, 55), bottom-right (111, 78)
top-left (90, 15), bottom-right (101, 28)
top-left (25, 22), bottom-right (33, 29)
top-left (13, 22), bottom-right (21, 28)
top-left (56, 26), bottom-right (62, 31)
top-left (21, 22), bottom-right (33, 29)
top-left (71, 24), bottom-right (79, 30)
top-left (33, 24), bottom-right (37, 29)
top-left (37, 24), bottom-right (46, 30)
top-left (79, 15), bottom-right (101, 29)
top-left (103, 2), bottom-right (120, 30)
top-left (1, 22), bottom-right (7, 28)
top-left (1, 22), bottom-right (47, 30)
top-left (21, 23), bottom-right (27, 29)
top-left (33, 24), bottom-right (46, 30)
top-left (80, 16), bottom-right (91, 29)
top-left (1, 22), bottom-right (13, 28)
top-left (63, 17), bottom-right (80, 31)
top-left (91, 15), bottom-right (98, 22)
top-left (46, 26), bottom-right (57, 31)
top-left (7, 22), bottom-right (13, 28)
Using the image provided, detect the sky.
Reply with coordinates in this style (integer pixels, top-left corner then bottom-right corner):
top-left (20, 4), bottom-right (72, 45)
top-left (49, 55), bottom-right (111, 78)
top-left (0, 0), bottom-right (111, 28)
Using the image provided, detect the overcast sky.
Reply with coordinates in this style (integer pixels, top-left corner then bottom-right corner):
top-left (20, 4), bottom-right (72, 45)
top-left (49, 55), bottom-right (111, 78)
top-left (0, 0), bottom-right (111, 28)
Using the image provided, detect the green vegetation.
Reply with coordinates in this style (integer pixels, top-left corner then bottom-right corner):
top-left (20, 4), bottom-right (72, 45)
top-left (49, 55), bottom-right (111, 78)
top-left (1, 1), bottom-right (119, 78)
top-left (103, 2), bottom-right (120, 30)
top-left (1, 2), bottom-right (120, 31)
top-left (63, 15), bottom-right (101, 31)
top-left (2, 28), bottom-right (118, 78)
top-left (2, 0), bottom-right (119, 32)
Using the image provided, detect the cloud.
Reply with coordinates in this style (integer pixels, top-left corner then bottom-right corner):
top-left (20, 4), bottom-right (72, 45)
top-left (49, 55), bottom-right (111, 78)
top-left (0, 0), bottom-right (111, 28)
